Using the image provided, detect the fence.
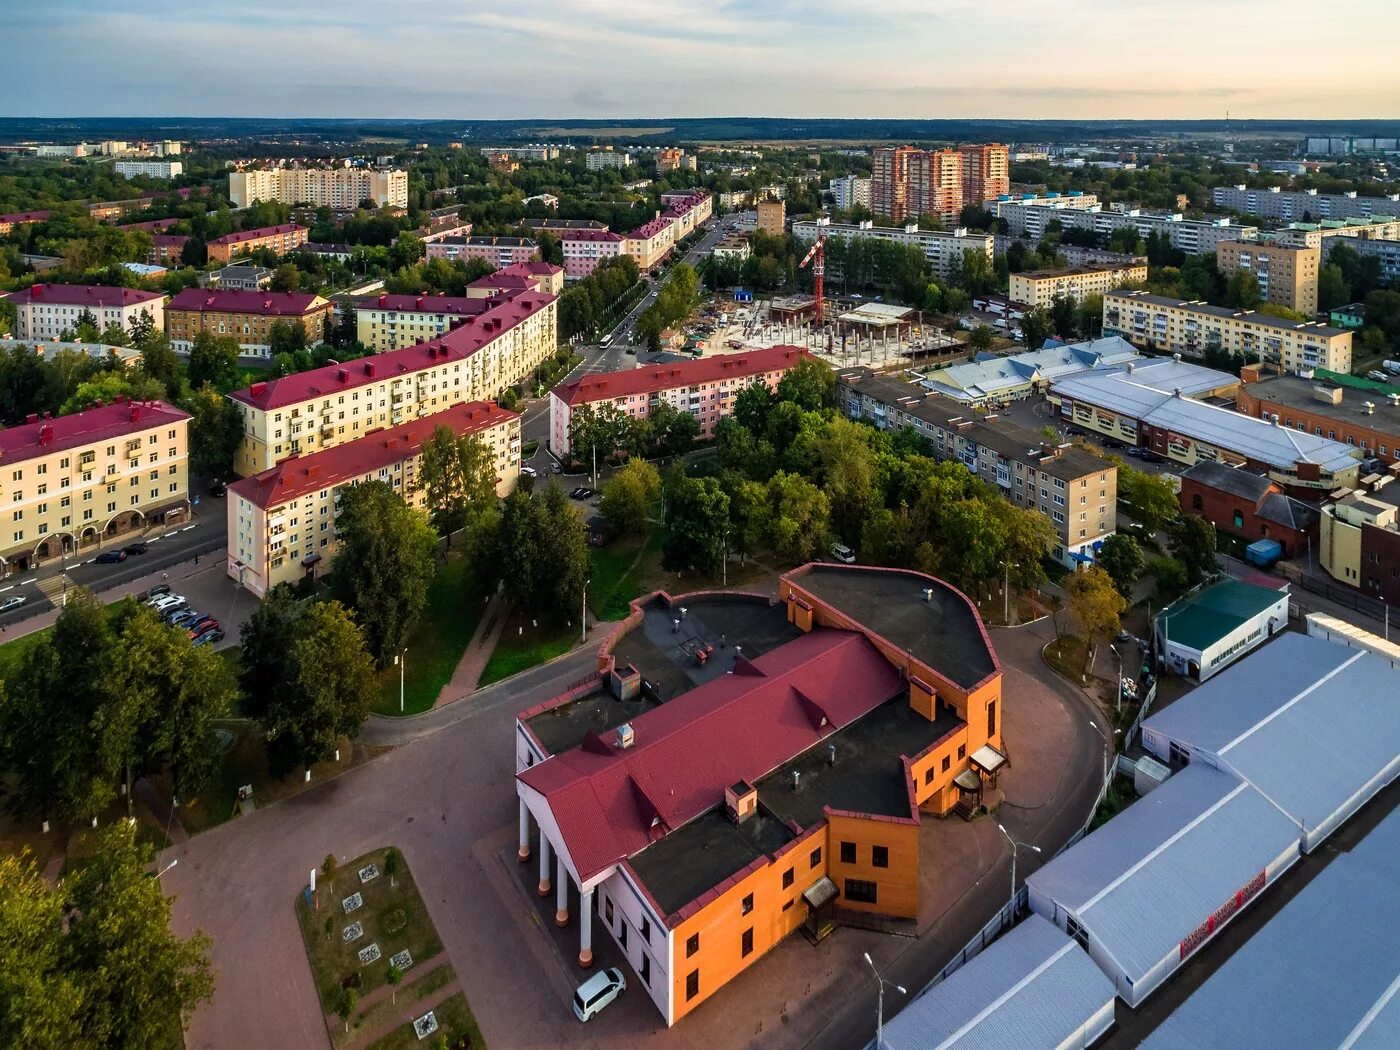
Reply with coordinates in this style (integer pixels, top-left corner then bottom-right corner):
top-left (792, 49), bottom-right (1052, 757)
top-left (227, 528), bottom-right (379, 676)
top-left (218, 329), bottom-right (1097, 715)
top-left (919, 888), bottom-right (1027, 993)
top-left (1122, 678), bottom-right (1158, 751)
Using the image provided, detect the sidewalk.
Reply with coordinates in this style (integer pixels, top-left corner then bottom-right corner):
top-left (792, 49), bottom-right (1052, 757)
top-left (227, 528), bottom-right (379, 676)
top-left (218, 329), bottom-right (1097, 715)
top-left (434, 593), bottom-right (508, 706)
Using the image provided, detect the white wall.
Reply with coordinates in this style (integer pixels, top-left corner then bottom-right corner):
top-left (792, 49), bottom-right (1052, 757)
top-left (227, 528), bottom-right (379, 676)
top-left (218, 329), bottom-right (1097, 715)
top-left (597, 866), bottom-right (672, 1023)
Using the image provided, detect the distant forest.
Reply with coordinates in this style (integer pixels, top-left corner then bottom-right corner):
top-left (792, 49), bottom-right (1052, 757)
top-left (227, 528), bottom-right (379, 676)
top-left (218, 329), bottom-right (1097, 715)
top-left (5, 116), bottom-right (1400, 147)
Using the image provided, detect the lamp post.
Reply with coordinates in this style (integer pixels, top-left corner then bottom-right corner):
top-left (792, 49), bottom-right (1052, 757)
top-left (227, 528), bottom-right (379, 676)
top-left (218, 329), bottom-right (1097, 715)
top-left (396, 649), bottom-right (407, 713)
top-left (1111, 643), bottom-right (1124, 713)
top-left (1088, 719), bottom-right (1120, 782)
top-left (1003, 562), bottom-right (1017, 625)
top-left (863, 952), bottom-right (905, 1050)
top-left (582, 578), bottom-right (590, 644)
top-left (996, 823), bottom-right (1040, 915)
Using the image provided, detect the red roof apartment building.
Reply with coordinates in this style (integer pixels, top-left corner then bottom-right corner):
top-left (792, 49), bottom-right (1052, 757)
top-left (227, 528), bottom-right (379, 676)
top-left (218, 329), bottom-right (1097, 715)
top-left (354, 291), bottom-right (499, 353)
top-left (206, 223), bottom-right (309, 263)
top-left (560, 228), bottom-right (625, 279)
top-left (3, 283), bottom-right (166, 342)
top-left (0, 210), bottom-right (53, 235)
top-left (148, 234), bottom-right (190, 266)
top-left (465, 260), bottom-right (565, 299)
top-left (166, 288), bottom-right (333, 356)
top-left (227, 400), bottom-right (519, 596)
top-left (514, 564), bottom-right (1006, 1024)
top-left (548, 346), bottom-right (806, 457)
top-left (423, 235), bottom-right (538, 268)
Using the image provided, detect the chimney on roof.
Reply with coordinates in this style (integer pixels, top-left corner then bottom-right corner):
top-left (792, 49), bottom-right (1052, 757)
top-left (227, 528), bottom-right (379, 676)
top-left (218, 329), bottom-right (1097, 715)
top-left (724, 781), bottom-right (757, 824)
top-left (26, 413), bottom-right (37, 424)
top-left (827, 743), bottom-right (837, 767)
top-left (791, 770), bottom-right (801, 792)
top-left (364, 362), bottom-right (375, 376)
top-left (129, 405), bottom-right (141, 423)
top-left (615, 723), bottom-right (635, 750)
top-left (923, 587), bottom-right (934, 603)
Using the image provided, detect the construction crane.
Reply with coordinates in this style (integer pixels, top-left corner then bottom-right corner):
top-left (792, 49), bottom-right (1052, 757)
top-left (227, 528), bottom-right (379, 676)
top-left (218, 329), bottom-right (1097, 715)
top-left (798, 233), bottom-right (826, 326)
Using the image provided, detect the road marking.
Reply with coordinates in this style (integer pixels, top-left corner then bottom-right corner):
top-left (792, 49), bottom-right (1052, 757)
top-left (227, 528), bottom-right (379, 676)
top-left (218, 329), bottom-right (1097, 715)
top-left (20, 577), bottom-right (35, 585)
top-left (181, 524), bottom-right (197, 532)
top-left (0, 584), bottom-right (13, 593)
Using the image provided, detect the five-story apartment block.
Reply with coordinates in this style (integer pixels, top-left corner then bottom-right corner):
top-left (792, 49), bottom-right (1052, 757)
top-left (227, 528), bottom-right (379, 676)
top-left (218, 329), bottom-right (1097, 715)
top-left (4, 284), bottom-right (165, 342)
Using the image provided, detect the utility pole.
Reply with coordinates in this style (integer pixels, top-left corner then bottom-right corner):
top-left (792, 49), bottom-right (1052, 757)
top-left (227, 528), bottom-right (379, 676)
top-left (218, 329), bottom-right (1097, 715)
top-left (582, 579), bottom-right (590, 644)
top-left (398, 649), bottom-right (407, 713)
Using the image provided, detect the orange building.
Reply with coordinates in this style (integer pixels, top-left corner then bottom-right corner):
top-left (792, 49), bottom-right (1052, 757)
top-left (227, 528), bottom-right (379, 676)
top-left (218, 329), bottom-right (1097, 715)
top-left (206, 223), bottom-right (308, 263)
top-left (514, 565), bottom-right (1005, 1025)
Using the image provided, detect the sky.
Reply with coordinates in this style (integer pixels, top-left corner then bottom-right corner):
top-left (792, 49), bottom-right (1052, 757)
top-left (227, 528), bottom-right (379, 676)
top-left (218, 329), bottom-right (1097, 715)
top-left (5, 0), bottom-right (1398, 121)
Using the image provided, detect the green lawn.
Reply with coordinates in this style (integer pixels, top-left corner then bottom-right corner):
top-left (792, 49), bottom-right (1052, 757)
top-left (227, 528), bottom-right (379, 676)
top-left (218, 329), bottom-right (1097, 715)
top-left (339, 962), bottom-right (456, 1049)
top-left (477, 618), bottom-right (577, 688)
top-left (373, 554), bottom-right (486, 716)
top-left (368, 992), bottom-right (484, 1050)
top-left (589, 529), bottom-right (661, 622)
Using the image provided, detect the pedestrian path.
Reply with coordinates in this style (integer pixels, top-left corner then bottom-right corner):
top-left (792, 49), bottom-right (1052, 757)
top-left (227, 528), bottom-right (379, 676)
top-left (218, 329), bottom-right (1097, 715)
top-left (434, 592), bottom-right (508, 706)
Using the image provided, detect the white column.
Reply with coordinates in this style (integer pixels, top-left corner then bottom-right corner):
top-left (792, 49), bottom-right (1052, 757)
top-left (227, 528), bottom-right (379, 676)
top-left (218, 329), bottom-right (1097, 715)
top-left (517, 799), bottom-right (531, 863)
top-left (555, 854), bottom-right (570, 928)
top-left (578, 887), bottom-right (595, 969)
top-left (538, 834), bottom-right (552, 897)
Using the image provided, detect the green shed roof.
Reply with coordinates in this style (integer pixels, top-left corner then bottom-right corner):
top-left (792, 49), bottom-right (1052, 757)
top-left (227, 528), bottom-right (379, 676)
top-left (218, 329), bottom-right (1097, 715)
top-left (1157, 579), bottom-right (1286, 653)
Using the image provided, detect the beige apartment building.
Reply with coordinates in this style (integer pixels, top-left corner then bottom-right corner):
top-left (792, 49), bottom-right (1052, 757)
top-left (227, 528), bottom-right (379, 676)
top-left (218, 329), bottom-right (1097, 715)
top-left (227, 400), bottom-right (519, 596)
top-left (206, 223), bottom-right (309, 263)
top-left (228, 292), bottom-right (556, 475)
top-left (1009, 263), bottom-right (1150, 306)
top-left (228, 168), bottom-right (408, 209)
top-left (1103, 290), bottom-right (1352, 373)
top-left (167, 289), bottom-right (333, 356)
top-left (0, 399), bottom-right (190, 574)
top-left (756, 198), bottom-right (786, 237)
top-left (4, 284), bottom-right (166, 342)
top-left (355, 293), bottom-right (497, 353)
top-left (1216, 240), bottom-right (1320, 315)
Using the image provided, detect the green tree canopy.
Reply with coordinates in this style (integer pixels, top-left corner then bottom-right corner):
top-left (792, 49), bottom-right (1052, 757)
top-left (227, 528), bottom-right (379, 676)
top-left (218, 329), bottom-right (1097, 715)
top-left (662, 475), bottom-right (730, 576)
top-left (600, 459), bottom-right (661, 538)
top-left (417, 427), bottom-right (499, 540)
top-left (1096, 532), bottom-right (1146, 600)
top-left (185, 382), bottom-right (243, 481)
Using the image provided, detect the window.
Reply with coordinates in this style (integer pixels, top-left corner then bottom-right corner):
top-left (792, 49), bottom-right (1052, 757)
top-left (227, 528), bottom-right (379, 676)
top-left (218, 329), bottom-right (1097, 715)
top-left (872, 846), bottom-right (889, 868)
top-left (782, 867), bottom-right (794, 889)
top-left (686, 969), bottom-right (700, 1001)
top-left (958, 744), bottom-right (966, 760)
top-left (942, 755), bottom-right (951, 772)
top-left (641, 916), bottom-right (650, 942)
top-left (641, 953), bottom-right (651, 985)
top-left (741, 893), bottom-right (753, 916)
top-left (924, 768), bottom-right (934, 785)
top-left (844, 879), bottom-right (878, 904)
top-left (810, 846), bottom-right (822, 868)
top-left (686, 933), bottom-right (699, 958)
top-left (988, 699), bottom-right (997, 739)
top-left (782, 899), bottom-right (794, 912)
top-left (604, 897), bottom-right (614, 925)
top-left (839, 841), bottom-right (856, 864)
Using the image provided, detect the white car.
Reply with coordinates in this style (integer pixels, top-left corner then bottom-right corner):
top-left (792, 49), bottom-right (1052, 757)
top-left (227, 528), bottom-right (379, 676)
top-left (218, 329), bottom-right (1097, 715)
top-left (831, 543), bottom-right (857, 564)
top-left (520, 465), bottom-right (538, 478)
top-left (573, 967), bottom-right (626, 1022)
top-left (149, 594), bottom-right (187, 614)
top-left (0, 595), bottom-right (26, 614)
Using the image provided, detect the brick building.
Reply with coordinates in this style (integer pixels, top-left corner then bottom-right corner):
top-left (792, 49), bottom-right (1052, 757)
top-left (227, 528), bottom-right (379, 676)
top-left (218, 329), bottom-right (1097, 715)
top-left (166, 289), bottom-right (333, 357)
top-left (206, 223), bottom-right (309, 263)
top-left (1237, 365), bottom-right (1400, 467)
top-left (148, 234), bottom-right (189, 266)
top-left (514, 564), bottom-right (1005, 1024)
top-left (0, 210), bottom-right (52, 235)
top-left (1319, 469), bottom-right (1400, 605)
top-left (1178, 461), bottom-right (1319, 558)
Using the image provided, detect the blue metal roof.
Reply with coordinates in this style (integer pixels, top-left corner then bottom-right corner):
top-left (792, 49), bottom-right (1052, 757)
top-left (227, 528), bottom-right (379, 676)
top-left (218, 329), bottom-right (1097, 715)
top-left (1026, 765), bottom-right (1300, 984)
top-left (881, 915), bottom-right (1115, 1050)
top-left (1144, 803), bottom-right (1400, 1049)
top-left (1144, 634), bottom-right (1400, 844)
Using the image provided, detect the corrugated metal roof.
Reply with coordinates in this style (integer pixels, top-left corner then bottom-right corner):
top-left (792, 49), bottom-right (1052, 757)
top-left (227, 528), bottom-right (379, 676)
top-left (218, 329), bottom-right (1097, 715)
top-left (882, 915), bottom-right (1115, 1050)
top-left (1144, 803), bottom-right (1400, 1049)
top-left (1145, 634), bottom-right (1400, 842)
top-left (1154, 579), bottom-right (1288, 652)
top-left (1026, 765), bottom-right (1300, 984)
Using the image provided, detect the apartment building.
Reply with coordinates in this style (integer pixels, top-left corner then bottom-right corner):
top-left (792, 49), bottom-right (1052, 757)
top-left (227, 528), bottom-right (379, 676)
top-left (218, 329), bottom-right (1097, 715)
top-left (991, 198), bottom-right (1256, 255)
top-left (549, 346), bottom-right (805, 457)
top-left (1237, 366), bottom-right (1400, 466)
top-left (1272, 215), bottom-right (1400, 249)
top-left (166, 289), bottom-right (333, 356)
top-left (148, 234), bottom-right (189, 266)
top-left (871, 146), bottom-right (916, 221)
top-left (1008, 262), bottom-right (1150, 307)
top-left (1320, 471), bottom-right (1400, 604)
top-left (828, 176), bottom-right (871, 211)
top-left (465, 261), bottom-right (564, 299)
top-left (486, 152), bottom-right (519, 174)
top-left (227, 400), bottom-right (519, 597)
top-left (656, 148), bottom-right (684, 172)
top-left (422, 235), bottom-right (538, 268)
top-left (202, 265), bottom-right (272, 291)
top-left (1103, 291), bottom-right (1352, 373)
top-left (958, 144), bottom-right (1011, 204)
top-left (837, 367), bottom-right (1116, 566)
top-left (910, 149), bottom-right (965, 225)
top-left (792, 218), bottom-right (994, 282)
top-left (1212, 184), bottom-right (1400, 223)
top-left (228, 168), bottom-right (408, 209)
top-left (585, 151), bottom-right (633, 170)
top-left (625, 216), bottom-right (676, 272)
top-left (355, 293), bottom-right (497, 353)
top-left (516, 563), bottom-right (1005, 1024)
top-left (4, 284), bottom-right (166, 342)
top-left (0, 399), bottom-right (190, 574)
top-left (755, 199), bottom-right (786, 238)
top-left (0, 210), bottom-right (52, 235)
top-left (206, 223), bottom-right (309, 263)
top-left (114, 160), bottom-right (182, 180)
top-left (228, 291), bottom-right (556, 475)
top-left (659, 192), bottom-right (713, 240)
top-left (561, 229), bottom-right (625, 279)
top-left (1216, 240), bottom-right (1320, 314)
top-left (1321, 235), bottom-right (1400, 285)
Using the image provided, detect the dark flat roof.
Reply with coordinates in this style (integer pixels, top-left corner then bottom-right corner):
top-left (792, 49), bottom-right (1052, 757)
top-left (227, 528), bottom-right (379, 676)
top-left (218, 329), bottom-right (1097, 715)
top-left (759, 697), bottom-right (962, 829)
top-left (524, 687), bottom-right (658, 756)
top-left (797, 565), bottom-right (997, 690)
top-left (628, 807), bottom-right (795, 918)
top-left (1243, 373), bottom-right (1400, 431)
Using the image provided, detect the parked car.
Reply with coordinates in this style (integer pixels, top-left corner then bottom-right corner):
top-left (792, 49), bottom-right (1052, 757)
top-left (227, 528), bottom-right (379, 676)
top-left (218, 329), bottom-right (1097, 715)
top-left (520, 465), bottom-right (538, 478)
top-left (1367, 370), bottom-right (1390, 383)
top-left (192, 629), bottom-right (225, 647)
top-left (208, 479), bottom-right (227, 497)
top-left (123, 541), bottom-right (149, 555)
top-left (149, 595), bottom-right (186, 615)
top-left (167, 607), bottom-right (201, 626)
top-left (186, 614), bottom-right (219, 635)
top-left (141, 584), bottom-right (172, 602)
top-left (573, 968), bottom-right (626, 1023)
top-left (189, 621), bottom-right (220, 642)
top-left (831, 543), bottom-right (857, 564)
top-left (95, 550), bottom-right (127, 564)
top-left (0, 595), bottom-right (26, 614)
top-left (549, 461), bottom-right (562, 474)
top-left (570, 487), bottom-right (595, 500)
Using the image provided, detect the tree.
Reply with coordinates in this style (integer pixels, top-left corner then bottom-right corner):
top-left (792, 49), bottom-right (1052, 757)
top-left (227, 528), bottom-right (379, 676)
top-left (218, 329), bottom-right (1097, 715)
top-left (1146, 555), bottom-right (1188, 597)
top-left (1096, 533), bottom-right (1145, 600)
top-left (1169, 514), bottom-right (1220, 586)
top-left (260, 601), bottom-right (377, 776)
top-left (137, 331), bottom-right (182, 400)
top-left (387, 963), bottom-right (404, 1005)
top-left (60, 371), bottom-right (166, 415)
top-left (0, 854), bottom-right (83, 1049)
top-left (334, 986), bottom-right (358, 1034)
top-left (968, 325), bottom-right (995, 352)
top-left (814, 416), bottom-right (875, 543)
top-left (662, 475), bottom-right (730, 576)
top-left (599, 460), bottom-right (661, 538)
top-left (1225, 268), bottom-right (1261, 310)
top-left (732, 381), bottom-right (775, 434)
top-left (269, 263), bottom-right (301, 292)
top-left (646, 401), bottom-right (699, 457)
top-left (63, 824), bottom-right (215, 1048)
top-left (1117, 465), bottom-right (1179, 536)
top-left (186, 382), bottom-right (244, 481)
top-left (417, 428), bottom-right (498, 541)
top-left (332, 481), bottom-right (438, 666)
top-left (567, 402), bottom-right (632, 467)
top-left (384, 846), bottom-right (402, 888)
top-left (1317, 264), bottom-right (1350, 314)
top-left (1020, 307), bottom-right (1053, 351)
top-left (497, 486), bottom-right (589, 624)
top-left (1048, 294), bottom-right (1078, 341)
top-left (766, 471), bottom-right (831, 564)
top-left (186, 331), bottom-right (240, 391)
top-left (1065, 566), bottom-right (1127, 671)
top-left (776, 355), bottom-right (834, 411)
top-left (268, 320), bottom-right (307, 358)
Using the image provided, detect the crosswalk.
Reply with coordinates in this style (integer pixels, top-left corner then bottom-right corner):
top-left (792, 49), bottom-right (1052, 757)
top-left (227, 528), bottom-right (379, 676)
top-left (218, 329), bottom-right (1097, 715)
top-left (34, 572), bottom-right (71, 608)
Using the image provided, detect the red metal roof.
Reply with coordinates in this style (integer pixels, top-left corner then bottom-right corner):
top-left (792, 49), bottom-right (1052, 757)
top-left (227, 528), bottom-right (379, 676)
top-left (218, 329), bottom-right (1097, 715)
top-left (227, 400), bottom-right (517, 510)
top-left (517, 629), bottom-right (904, 883)
top-left (627, 216), bottom-right (672, 240)
top-left (168, 288), bottom-right (327, 316)
top-left (208, 223), bottom-right (306, 246)
top-left (228, 292), bottom-right (556, 411)
top-left (119, 217), bottom-right (181, 232)
top-left (5, 283), bottom-right (164, 308)
top-left (553, 346), bottom-right (806, 408)
top-left (0, 210), bottom-right (53, 224)
top-left (151, 234), bottom-right (190, 247)
top-left (356, 292), bottom-right (493, 317)
top-left (561, 229), bottom-right (624, 244)
top-left (0, 399), bottom-right (189, 466)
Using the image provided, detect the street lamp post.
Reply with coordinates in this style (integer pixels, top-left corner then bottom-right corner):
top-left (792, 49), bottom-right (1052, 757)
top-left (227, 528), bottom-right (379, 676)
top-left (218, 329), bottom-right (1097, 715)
top-left (582, 578), bottom-right (590, 645)
top-left (397, 649), bottom-right (407, 713)
top-left (1003, 562), bottom-right (1017, 625)
top-left (1111, 644), bottom-right (1124, 713)
top-left (1089, 719), bottom-right (1120, 782)
top-left (996, 823), bottom-right (1040, 915)
top-left (863, 952), bottom-right (906, 1050)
